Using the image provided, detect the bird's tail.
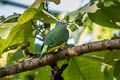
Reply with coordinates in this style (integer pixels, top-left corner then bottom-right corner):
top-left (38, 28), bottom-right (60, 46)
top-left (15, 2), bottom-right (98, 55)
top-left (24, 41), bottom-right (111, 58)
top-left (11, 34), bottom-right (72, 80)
top-left (40, 45), bottom-right (48, 59)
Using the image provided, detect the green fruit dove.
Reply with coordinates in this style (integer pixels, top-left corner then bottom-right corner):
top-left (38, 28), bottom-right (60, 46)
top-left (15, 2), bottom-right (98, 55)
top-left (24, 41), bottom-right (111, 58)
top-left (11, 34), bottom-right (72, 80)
top-left (40, 21), bottom-right (69, 58)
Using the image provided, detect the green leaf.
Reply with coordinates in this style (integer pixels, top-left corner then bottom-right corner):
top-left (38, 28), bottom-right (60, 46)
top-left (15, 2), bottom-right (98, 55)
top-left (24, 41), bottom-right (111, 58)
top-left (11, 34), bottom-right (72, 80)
top-left (27, 37), bottom-right (35, 52)
top-left (1, 22), bottom-right (33, 54)
top-left (63, 57), bottom-right (104, 80)
top-left (78, 56), bottom-right (104, 80)
top-left (88, 1), bottom-right (120, 28)
top-left (34, 66), bottom-right (51, 80)
top-left (19, 1), bottom-right (57, 24)
top-left (114, 60), bottom-right (120, 80)
top-left (105, 50), bottom-right (120, 65)
top-left (0, 22), bottom-right (17, 39)
top-left (34, 44), bottom-right (41, 53)
top-left (75, 13), bottom-right (84, 26)
top-left (3, 13), bottom-right (20, 23)
top-left (104, 66), bottom-right (114, 80)
top-left (57, 59), bottom-right (68, 68)
top-left (0, 39), bottom-right (4, 57)
top-left (69, 24), bottom-right (78, 32)
top-left (34, 10), bottom-right (57, 23)
top-left (0, 77), bottom-right (13, 80)
top-left (17, 68), bottom-right (38, 80)
top-left (0, 39), bottom-right (4, 49)
top-left (64, 10), bottom-right (79, 23)
top-left (18, 8), bottom-right (38, 24)
top-left (64, 58), bottom-right (86, 80)
top-left (6, 49), bottom-right (24, 66)
top-left (89, 50), bottom-right (109, 57)
top-left (0, 15), bottom-right (5, 22)
top-left (104, 1), bottom-right (115, 7)
top-left (83, 17), bottom-right (93, 31)
top-left (19, 8), bottom-right (57, 24)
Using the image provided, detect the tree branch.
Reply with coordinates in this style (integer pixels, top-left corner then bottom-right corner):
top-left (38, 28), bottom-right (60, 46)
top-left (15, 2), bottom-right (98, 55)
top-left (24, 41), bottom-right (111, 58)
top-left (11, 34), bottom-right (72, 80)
top-left (0, 39), bottom-right (120, 78)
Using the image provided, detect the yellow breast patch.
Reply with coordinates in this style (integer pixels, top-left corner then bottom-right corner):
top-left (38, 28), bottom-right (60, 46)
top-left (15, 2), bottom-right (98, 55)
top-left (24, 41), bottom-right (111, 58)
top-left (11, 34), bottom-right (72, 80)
top-left (47, 42), bottom-right (66, 53)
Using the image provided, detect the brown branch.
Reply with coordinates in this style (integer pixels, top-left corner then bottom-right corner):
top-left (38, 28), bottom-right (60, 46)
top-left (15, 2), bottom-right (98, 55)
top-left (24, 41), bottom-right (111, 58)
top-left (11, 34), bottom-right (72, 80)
top-left (0, 39), bottom-right (120, 78)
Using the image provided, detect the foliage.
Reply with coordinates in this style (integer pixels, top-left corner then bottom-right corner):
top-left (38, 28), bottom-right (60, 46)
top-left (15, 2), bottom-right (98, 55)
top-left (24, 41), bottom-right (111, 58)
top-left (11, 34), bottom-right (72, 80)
top-left (0, 0), bottom-right (120, 80)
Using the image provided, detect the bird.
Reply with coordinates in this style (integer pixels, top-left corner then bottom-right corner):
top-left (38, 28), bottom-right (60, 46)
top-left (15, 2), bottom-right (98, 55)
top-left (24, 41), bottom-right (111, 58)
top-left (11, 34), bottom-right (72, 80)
top-left (40, 21), bottom-right (69, 58)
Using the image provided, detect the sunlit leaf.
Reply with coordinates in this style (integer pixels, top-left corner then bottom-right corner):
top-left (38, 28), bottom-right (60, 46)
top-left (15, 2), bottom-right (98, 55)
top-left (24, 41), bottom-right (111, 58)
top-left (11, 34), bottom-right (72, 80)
top-left (88, 1), bottom-right (120, 28)
top-left (18, 8), bottom-right (38, 24)
top-left (0, 23), bottom-right (17, 39)
top-left (1, 22), bottom-right (33, 55)
top-left (34, 10), bottom-right (57, 23)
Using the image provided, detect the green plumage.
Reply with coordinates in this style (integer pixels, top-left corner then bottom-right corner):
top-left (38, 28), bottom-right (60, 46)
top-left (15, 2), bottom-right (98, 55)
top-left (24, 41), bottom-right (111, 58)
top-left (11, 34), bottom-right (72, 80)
top-left (40, 22), bottom-right (69, 58)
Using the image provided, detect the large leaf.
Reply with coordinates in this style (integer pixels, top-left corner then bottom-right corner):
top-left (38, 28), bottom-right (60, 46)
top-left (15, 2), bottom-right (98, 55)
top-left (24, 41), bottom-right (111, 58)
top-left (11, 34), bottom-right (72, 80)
top-left (88, 1), bottom-right (120, 28)
top-left (6, 49), bottom-right (24, 66)
top-left (34, 10), bottom-right (57, 23)
top-left (18, 8), bottom-right (38, 24)
top-left (0, 22), bottom-right (33, 55)
top-left (34, 66), bottom-right (51, 80)
top-left (105, 50), bottom-right (120, 65)
top-left (63, 57), bottom-right (104, 80)
top-left (18, 0), bottom-right (42, 24)
top-left (0, 23), bottom-right (17, 39)
top-left (62, 57), bottom-right (86, 80)
top-left (19, 5), bottom-right (57, 24)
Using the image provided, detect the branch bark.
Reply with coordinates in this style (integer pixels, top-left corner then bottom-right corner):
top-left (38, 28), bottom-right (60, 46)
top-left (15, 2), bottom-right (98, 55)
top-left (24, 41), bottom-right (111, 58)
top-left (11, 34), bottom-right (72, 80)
top-left (0, 39), bottom-right (120, 78)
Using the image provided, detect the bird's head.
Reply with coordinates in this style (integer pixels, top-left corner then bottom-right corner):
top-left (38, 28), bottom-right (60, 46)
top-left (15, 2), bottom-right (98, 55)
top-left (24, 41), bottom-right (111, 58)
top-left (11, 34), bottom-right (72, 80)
top-left (55, 20), bottom-right (68, 28)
